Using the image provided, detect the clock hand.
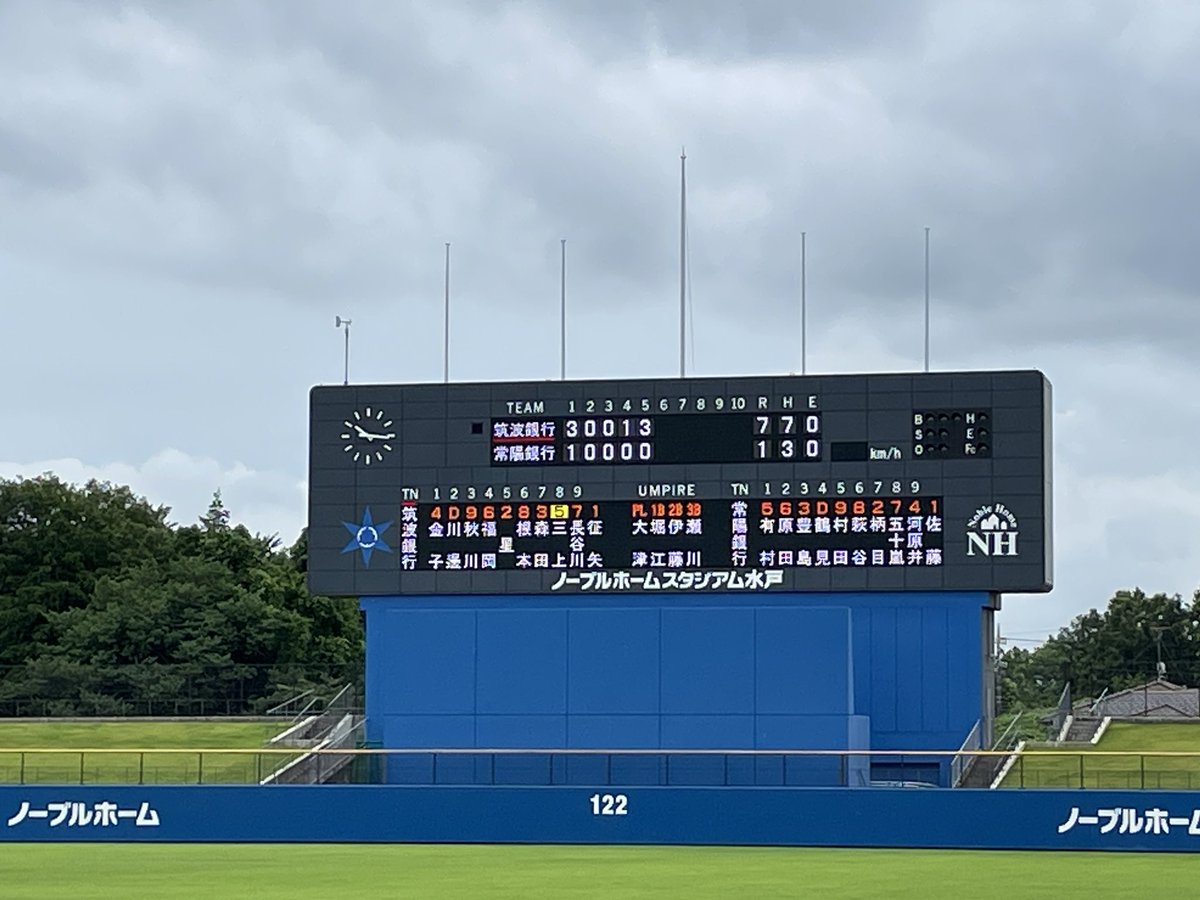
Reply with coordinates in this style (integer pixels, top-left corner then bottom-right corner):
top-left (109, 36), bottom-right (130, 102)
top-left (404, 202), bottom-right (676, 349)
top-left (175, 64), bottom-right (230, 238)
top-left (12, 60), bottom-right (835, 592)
top-left (358, 429), bottom-right (396, 442)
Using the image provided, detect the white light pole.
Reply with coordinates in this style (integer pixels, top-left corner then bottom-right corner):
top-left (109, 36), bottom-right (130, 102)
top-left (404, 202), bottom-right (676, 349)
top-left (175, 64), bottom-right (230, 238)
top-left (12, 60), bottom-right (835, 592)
top-left (335, 315), bottom-right (352, 385)
top-left (679, 147), bottom-right (687, 378)
top-left (443, 242), bottom-right (451, 384)
top-left (801, 230), bottom-right (807, 375)
top-left (560, 238), bottom-right (567, 380)
top-left (924, 226), bottom-right (931, 373)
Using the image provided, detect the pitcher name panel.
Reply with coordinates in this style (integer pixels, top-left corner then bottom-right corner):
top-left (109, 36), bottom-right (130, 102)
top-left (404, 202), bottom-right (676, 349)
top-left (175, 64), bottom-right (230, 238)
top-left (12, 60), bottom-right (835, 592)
top-left (307, 371), bottom-right (1052, 596)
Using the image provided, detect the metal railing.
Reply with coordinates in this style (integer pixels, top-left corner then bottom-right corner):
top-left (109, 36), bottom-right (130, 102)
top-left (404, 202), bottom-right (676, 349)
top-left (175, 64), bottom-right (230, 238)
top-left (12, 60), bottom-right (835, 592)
top-left (261, 717), bottom-right (364, 785)
top-left (993, 712), bottom-right (1025, 751)
top-left (1036, 682), bottom-right (1072, 742)
top-left (952, 713), bottom-right (1025, 788)
top-left (2, 748), bottom-right (1199, 790)
top-left (1002, 749), bottom-right (1200, 790)
top-left (951, 719), bottom-right (982, 787)
top-left (296, 684), bottom-right (359, 735)
top-left (265, 690), bottom-right (315, 719)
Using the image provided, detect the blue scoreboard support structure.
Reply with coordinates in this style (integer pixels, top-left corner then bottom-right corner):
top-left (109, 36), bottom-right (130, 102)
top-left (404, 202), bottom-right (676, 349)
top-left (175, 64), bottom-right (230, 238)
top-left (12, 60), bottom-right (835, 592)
top-left (360, 589), bottom-right (996, 788)
top-left (310, 371), bottom-right (1050, 797)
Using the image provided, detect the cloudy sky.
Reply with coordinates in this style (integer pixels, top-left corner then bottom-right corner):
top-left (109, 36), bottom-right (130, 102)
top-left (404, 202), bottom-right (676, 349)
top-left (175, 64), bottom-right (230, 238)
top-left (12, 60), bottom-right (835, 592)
top-left (2, 0), bottom-right (1198, 644)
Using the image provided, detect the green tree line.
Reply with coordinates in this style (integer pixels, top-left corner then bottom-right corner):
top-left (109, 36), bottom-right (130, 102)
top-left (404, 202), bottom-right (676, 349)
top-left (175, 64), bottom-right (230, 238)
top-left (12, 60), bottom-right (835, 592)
top-left (1000, 588), bottom-right (1200, 711)
top-left (0, 474), bottom-right (362, 716)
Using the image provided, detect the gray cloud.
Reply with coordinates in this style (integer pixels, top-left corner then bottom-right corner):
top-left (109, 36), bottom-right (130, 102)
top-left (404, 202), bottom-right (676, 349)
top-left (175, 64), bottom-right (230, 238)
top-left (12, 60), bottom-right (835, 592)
top-left (1, 0), bottom-right (1199, 639)
top-left (529, 0), bottom-right (938, 60)
top-left (5, 0), bottom-right (1195, 345)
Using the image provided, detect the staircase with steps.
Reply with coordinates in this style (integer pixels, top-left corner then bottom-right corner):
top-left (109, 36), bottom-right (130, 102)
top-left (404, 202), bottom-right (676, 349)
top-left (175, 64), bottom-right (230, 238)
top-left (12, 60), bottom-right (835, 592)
top-left (959, 754), bottom-right (1008, 788)
top-left (1064, 716), bottom-right (1103, 743)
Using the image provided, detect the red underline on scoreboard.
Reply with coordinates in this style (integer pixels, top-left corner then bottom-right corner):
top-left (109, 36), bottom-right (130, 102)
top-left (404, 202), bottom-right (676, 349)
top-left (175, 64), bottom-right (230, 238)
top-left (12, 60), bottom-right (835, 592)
top-left (491, 436), bottom-right (555, 443)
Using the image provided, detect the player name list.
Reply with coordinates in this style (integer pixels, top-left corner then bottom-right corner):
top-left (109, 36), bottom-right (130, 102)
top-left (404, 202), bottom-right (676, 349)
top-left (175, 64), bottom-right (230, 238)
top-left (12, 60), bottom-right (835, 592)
top-left (383, 497), bottom-right (945, 573)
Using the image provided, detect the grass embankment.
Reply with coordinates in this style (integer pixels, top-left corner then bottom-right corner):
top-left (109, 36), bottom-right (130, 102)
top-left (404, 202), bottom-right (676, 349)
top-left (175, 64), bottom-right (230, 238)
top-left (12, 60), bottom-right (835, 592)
top-left (1002, 722), bottom-right (1200, 789)
top-left (0, 720), bottom-right (289, 785)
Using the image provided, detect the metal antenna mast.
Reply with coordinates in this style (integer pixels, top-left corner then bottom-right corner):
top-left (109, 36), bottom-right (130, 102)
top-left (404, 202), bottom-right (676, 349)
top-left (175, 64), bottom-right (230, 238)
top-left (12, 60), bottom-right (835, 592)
top-left (335, 316), bottom-right (352, 385)
top-left (679, 147), bottom-right (687, 378)
top-left (443, 242), bottom-right (451, 383)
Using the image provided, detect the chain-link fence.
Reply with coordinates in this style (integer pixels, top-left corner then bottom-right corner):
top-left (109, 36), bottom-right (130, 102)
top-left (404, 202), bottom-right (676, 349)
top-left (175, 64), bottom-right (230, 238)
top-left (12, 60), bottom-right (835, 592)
top-left (4, 748), bottom-right (1200, 789)
top-left (0, 663), bottom-right (361, 718)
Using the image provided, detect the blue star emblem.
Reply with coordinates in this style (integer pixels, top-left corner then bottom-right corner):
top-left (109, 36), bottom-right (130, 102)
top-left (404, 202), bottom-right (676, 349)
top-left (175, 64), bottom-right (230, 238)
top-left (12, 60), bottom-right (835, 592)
top-left (341, 507), bottom-right (393, 566)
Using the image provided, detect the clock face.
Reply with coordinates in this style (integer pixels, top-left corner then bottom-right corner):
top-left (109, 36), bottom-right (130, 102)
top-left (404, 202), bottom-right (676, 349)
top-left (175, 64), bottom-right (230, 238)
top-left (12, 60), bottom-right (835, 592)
top-left (341, 407), bottom-right (396, 466)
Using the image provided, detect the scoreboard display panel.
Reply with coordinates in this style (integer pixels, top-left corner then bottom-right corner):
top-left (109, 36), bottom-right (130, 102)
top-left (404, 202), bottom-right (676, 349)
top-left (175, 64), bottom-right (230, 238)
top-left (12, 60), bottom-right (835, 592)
top-left (307, 370), bottom-right (1052, 597)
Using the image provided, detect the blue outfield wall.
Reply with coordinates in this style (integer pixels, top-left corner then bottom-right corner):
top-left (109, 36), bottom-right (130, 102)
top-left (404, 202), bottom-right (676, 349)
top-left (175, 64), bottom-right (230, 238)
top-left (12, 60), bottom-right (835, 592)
top-left (3, 785), bottom-right (1200, 851)
top-left (362, 591), bottom-right (993, 785)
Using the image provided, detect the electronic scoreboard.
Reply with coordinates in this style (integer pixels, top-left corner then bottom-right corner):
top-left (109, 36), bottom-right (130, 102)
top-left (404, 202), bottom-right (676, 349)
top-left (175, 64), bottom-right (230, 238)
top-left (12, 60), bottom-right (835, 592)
top-left (307, 371), bottom-right (1052, 597)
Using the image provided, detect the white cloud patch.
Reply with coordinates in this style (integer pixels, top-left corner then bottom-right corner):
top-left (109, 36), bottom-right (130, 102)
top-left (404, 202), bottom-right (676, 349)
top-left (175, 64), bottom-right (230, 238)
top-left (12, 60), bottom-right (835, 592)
top-left (0, 450), bottom-right (306, 546)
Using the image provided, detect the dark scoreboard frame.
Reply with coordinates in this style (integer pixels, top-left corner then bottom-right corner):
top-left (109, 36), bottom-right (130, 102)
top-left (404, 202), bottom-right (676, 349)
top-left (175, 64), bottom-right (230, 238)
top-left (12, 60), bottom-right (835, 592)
top-left (307, 370), bottom-right (1052, 597)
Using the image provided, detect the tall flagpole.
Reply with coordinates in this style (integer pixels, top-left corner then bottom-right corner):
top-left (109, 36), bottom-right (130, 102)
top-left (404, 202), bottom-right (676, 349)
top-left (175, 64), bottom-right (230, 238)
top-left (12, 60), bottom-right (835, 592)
top-left (335, 316), bottom-right (351, 385)
top-left (923, 226), bottom-right (930, 373)
top-left (679, 147), bottom-right (687, 379)
top-left (443, 242), bottom-right (451, 384)
top-left (560, 239), bottom-right (567, 380)
top-left (801, 231), bottom-right (807, 375)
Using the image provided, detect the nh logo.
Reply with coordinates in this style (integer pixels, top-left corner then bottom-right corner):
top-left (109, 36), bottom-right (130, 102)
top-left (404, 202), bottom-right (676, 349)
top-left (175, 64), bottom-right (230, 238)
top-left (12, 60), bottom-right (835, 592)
top-left (966, 504), bottom-right (1020, 557)
top-left (967, 529), bottom-right (1019, 557)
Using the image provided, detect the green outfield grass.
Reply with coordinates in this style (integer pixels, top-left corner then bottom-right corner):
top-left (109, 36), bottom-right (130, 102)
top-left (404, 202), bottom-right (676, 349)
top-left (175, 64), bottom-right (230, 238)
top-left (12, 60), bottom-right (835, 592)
top-left (0, 844), bottom-right (1193, 899)
top-left (0, 720), bottom-right (290, 785)
top-left (1001, 722), bottom-right (1200, 789)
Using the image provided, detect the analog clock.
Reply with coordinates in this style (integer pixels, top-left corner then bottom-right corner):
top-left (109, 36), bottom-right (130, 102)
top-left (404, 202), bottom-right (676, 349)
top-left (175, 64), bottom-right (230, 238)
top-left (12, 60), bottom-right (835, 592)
top-left (341, 407), bottom-right (396, 466)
